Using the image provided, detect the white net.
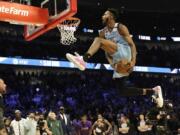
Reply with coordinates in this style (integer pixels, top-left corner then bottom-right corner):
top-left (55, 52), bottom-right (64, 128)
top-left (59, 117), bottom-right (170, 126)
top-left (57, 18), bottom-right (80, 45)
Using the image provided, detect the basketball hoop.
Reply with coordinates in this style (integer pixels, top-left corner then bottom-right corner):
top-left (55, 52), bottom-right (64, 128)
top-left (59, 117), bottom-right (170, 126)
top-left (57, 17), bottom-right (80, 45)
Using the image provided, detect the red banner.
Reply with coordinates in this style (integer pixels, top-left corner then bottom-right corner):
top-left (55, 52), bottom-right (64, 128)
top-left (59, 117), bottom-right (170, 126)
top-left (0, 1), bottom-right (49, 25)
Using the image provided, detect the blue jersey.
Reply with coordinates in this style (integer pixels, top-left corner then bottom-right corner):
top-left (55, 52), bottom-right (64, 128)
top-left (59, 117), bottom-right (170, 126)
top-left (104, 23), bottom-right (129, 46)
top-left (102, 23), bottom-right (132, 78)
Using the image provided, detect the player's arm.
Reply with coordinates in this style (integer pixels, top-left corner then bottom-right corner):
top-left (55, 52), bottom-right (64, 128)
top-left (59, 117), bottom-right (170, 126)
top-left (99, 28), bottom-right (106, 38)
top-left (119, 24), bottom-right (137, 66)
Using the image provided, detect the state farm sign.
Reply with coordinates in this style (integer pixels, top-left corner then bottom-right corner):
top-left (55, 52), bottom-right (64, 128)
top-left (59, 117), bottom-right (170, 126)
top-left (0, 6), bottom-right (29, 16)
top-left (0, 1), bottom-right (48, 25)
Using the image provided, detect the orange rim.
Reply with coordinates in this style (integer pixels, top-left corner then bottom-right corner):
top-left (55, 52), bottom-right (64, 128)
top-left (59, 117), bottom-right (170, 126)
top-left (58, 17), bottom-right (81, 27)
top-left (66, 17), bottom-right (80, 21)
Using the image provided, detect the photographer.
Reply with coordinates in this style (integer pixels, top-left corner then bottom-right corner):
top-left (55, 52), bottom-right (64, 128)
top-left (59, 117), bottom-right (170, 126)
top-left (167, 114), bottom-right (179, 135)
top-left (156, 113), bottom-right (167, 135)
top-left (37, 113), bottom-right (52, 135)
top-left (146, 100), bottom-right (175, 135)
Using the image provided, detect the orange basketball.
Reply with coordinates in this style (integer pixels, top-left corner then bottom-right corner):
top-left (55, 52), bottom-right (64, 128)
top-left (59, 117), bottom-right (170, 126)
top-left (115, 59), bottom-right (133, 74)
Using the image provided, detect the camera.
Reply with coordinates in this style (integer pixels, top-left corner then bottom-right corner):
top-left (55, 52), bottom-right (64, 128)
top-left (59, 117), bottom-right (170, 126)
top-left (37, 118), bottom-right (45, 129)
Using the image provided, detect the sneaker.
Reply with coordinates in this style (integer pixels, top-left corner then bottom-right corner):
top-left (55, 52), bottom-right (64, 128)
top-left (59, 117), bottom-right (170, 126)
top-left (152, 86), bottom-right (164, 108)
top-left (66, 52), bottom-right (86, 71)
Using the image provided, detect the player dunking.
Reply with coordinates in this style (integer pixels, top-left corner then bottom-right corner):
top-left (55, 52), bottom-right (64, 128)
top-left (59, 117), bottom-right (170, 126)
top-left (66, 8), bottom-right (163, 108)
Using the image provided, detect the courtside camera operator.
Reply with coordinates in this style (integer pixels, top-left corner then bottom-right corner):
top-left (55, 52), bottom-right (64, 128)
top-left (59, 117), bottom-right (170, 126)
top-left (146, 100), bottom-right (176, 135)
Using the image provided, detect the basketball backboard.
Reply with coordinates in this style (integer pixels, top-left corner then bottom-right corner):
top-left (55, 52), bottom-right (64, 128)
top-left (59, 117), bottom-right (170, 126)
top-left (24, 0), bottom-right (77, 41)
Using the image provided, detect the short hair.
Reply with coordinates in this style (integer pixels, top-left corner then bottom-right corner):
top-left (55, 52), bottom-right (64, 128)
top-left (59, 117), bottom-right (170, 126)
top-left (60, 106), bottom-right (64, 110)
top-left (15, 110), bottom-right (21, 114)
top-left (107, 8), bottom-right (119, 21)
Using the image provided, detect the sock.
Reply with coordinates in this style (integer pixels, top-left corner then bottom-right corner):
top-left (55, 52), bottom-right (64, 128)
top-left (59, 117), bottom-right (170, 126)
top-left (145, 89), bottom-right (154, 96)
top-left (83, 53), bottom-right (91, 62)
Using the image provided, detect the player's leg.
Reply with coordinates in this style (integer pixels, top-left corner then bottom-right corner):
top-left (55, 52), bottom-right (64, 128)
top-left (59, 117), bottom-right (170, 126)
top-left (84, 37), bottom-right (118, 60)
top-left (66, 37), bottom-right (118, 70)
top-left (114, 78), bottom-right (164, 108)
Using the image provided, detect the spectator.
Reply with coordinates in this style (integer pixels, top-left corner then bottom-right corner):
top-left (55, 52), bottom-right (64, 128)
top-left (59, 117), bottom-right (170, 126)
top-left (59, 106), bottom-right (71, 135)
top-left (0, 78), bottom-right (7, 135)
top-left (137, 114), bottom-right (151, 135)
top-left (10, 110), bottom-right (27, 135)
top-left (77, 115), bottom-right (92, 135)
top-left (118, 116), bottom-right (130, 135)
top-left (4, 117), bottom-right (14, 135)
top-left (110, 121), bottom-right (119, 135)
top-left (47, 111), bottom-right (64, 135)
top-left (92, 114), bottom-right (112, 135)
top-left (177, 128), bottom-right (180, 135)
top-left (25, 112), bottom-right (37, 135)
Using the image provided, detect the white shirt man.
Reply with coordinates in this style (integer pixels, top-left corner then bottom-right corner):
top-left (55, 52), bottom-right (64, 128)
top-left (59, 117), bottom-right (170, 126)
top-left (25, 113), bottom-right (37, 135)
top-left (10, 110), bottom-right (28, 135)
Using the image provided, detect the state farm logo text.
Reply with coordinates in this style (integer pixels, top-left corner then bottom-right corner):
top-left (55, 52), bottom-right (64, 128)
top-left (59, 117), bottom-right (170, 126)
top-left (0, 6), bottom-right (29, 16)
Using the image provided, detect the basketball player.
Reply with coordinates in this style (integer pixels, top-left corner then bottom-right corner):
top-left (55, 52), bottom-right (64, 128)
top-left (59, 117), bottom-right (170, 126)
top-left (66, 8), bottom-right (163, 108)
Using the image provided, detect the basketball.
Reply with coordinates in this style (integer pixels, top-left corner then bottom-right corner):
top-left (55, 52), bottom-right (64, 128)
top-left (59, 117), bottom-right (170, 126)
top-left (115, 59), bottom-right (133, 74)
